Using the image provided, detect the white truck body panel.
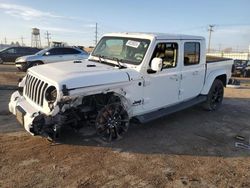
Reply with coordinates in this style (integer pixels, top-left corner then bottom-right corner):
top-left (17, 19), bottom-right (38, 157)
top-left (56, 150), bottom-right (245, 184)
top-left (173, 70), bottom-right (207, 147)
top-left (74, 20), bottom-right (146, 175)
top-left (201, 60), bottom-right (233, 94)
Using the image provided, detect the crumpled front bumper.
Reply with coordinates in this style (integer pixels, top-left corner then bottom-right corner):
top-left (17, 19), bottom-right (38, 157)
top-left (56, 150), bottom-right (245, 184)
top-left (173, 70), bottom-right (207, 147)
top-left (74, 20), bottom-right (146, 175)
top-left (9, 91), bottom-right (38, 135)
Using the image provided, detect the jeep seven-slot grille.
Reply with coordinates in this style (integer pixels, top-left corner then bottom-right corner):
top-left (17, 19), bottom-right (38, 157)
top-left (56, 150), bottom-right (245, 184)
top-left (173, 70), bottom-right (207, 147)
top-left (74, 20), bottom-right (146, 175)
top-left (24, 74), bottom-right (48, 106)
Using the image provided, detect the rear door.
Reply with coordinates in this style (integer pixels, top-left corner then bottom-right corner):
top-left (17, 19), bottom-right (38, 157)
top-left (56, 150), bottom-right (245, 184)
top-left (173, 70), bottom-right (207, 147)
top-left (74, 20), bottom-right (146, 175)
top-left (61, 48), bottom-right (79, 61)
top-left (179, 41), bottom-right (206, 101)
top-left (16, 47), bottom-right (28, 57)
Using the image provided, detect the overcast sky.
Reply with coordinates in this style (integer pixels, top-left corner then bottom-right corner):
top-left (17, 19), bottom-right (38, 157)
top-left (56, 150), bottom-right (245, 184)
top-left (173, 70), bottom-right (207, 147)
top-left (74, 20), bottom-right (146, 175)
top-left (0, 0), bottom-right (249, 50)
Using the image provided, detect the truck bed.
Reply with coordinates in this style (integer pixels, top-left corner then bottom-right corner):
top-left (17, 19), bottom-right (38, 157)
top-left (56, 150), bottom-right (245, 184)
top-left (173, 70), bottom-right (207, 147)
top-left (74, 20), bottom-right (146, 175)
top-left (206, 56), bottom-right (232, 63)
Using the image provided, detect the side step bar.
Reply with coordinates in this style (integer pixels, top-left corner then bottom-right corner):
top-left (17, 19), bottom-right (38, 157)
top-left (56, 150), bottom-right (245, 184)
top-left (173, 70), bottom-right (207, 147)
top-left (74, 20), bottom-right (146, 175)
top-left (135, 95), bottom-right (207, 123)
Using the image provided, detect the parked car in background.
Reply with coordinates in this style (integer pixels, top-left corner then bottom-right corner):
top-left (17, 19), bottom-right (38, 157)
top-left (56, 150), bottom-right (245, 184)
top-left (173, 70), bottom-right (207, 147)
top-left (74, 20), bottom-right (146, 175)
top-left (15, 47), bottom-right (89, 71)
top-left (232, 59), bottom-right (250, 77)
top-left (0, 46), bottom-right (41, 63)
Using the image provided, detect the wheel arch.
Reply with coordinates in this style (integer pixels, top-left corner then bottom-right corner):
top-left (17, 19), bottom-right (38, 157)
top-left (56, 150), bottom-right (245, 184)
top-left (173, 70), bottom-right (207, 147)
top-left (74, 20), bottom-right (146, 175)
top-left (201, 71), bottom-right (227, 95)
top-left (79, 90), bottom-right (132, 116)
top-left (31, 60), bottom-right (44, 64)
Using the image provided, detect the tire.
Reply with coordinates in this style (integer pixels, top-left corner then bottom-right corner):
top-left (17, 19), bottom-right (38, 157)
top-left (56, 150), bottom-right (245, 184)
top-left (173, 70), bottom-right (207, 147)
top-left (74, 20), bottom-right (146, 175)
top-left (17, 63), bottom-right (28, 72)
top-left (32, 61), bottom-right (42, 66)
top-left (95, 103), bottom-right (129, 142)
top-left (243, 71), bottom-right (247, 78)
top-left (245, 70), bottom-right (250, 78)
top-left (203, 79), bottom-right (224, 111)
top-left (0, 58), bottom-right (3, 64)
top-left (27, 61), bottom-right (43, 70)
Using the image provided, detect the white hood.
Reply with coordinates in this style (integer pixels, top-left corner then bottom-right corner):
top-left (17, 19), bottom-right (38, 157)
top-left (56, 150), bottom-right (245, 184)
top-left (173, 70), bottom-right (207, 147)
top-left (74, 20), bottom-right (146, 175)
top-left (28, 60), bottom-right (140, 90)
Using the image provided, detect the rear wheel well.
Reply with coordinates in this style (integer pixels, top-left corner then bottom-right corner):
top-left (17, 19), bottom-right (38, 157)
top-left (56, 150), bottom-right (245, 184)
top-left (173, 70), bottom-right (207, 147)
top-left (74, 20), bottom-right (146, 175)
top-left (215, 74), bottom-right (227, 87)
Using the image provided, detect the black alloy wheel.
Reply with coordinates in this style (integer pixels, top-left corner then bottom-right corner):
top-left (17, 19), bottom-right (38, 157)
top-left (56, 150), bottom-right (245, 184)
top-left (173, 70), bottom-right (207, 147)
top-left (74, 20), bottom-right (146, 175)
top-left (95, 103), bottom-right (129, 141)
top-left (204, 79), bottom-right (224, 111)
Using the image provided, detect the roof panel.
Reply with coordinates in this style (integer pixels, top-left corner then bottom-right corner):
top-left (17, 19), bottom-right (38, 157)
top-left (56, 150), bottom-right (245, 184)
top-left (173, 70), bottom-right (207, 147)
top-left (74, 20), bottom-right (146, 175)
top-left (103, 32), bottom-right (205, 40)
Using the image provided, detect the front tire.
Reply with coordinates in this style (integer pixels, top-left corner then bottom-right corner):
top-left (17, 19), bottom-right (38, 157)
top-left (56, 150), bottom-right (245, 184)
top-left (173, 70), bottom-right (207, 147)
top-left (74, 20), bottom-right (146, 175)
top-left (26, 61), bottom-right (43, 70)
top-left (203, 79), bottom-right (224, 111)
top-left (30, 61), bottom-right (43, 68)
top-left (95, 103), bottom-right (129, 142)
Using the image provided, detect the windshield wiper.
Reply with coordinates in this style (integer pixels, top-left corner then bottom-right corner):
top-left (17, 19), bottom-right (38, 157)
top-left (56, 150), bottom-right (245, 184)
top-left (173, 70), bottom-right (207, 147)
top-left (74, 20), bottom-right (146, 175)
top-left (111, 57), bottom-right (127, 69)
top-left (97, 54), bottom-right (103, 64)
top-left (92, 54), bottom-right (127, 69)
top-left (88, 54), bottom-right (105, 64)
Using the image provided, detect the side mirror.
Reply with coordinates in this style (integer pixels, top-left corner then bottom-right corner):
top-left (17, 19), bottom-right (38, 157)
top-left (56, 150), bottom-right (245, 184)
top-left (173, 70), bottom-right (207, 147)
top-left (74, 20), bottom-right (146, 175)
top-left (151, 57), bottom-right (162, 72)
top-left (44, 52), bottom-right (50, 56)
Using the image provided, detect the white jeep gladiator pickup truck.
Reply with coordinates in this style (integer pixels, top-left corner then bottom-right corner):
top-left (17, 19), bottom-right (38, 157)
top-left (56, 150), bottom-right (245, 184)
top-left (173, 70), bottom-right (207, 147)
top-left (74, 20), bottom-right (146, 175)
top-left (9, 33), bottom-right (233, 141)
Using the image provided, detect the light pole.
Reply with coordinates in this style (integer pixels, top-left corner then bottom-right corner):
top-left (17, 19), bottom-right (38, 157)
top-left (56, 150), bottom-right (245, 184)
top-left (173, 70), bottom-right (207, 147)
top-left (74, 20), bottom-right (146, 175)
top-left (208, 25), bottom-right (215, 53)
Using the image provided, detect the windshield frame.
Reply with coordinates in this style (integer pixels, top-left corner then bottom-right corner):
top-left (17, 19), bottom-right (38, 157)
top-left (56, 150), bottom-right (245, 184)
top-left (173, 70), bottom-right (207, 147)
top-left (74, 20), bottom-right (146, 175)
top-left (35, 48), bottom-right (48, 56)
top-left (0, 47), bottom-right (10, 53)
top-left (91, 36), bottom-right (151, 66)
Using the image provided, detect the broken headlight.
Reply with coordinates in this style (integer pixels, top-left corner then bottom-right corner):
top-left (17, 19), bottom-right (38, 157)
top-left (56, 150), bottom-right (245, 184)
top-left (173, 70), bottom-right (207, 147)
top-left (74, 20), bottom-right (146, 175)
top-left (45, 86), bottom-right (57, 102)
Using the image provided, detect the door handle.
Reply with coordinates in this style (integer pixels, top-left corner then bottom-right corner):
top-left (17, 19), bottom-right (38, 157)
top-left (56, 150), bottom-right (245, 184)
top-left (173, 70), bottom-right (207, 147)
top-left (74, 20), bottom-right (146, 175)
top-left (170, 74), bottom-right (178, 80)
top-left (192, 71), bottom-right (199, 75)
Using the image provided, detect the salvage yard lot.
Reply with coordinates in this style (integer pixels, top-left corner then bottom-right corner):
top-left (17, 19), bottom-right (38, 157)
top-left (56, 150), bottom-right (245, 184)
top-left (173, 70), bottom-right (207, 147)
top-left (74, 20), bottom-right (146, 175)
top-left (0, 64), bottom-right (250, 187)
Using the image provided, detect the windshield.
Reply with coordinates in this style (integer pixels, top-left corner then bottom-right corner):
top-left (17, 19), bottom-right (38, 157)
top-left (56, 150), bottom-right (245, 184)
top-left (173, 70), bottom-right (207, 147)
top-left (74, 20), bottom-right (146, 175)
top-left (92, 37), bottom-right (150, 65)
top-left (35, 48), bottom-right (48, 55)
top-left (0, 48), bottom-right (8, 52)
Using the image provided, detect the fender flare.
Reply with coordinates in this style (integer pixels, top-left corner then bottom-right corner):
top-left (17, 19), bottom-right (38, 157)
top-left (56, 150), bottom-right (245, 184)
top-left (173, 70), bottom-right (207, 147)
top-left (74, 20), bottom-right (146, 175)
top-left (201, 70), bottom-right (227, 95)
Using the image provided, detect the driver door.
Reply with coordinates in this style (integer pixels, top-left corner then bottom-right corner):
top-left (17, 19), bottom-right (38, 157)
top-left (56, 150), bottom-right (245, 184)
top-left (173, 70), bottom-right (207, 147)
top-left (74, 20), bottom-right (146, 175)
top-left (143, 41), bottom-right (181, 112)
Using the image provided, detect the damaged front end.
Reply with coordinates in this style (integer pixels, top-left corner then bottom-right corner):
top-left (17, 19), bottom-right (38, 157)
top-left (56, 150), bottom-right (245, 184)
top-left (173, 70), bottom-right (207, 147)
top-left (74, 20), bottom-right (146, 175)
top-left (8, 75), bottom-right (71, 140)
top-left (30, 96), bottom-right (97, 141)
top-left (9, 69), bottom-right (132, 141)
top-left (31, 113), bottom-right (65, 141)
top-left (9, 83), bottom-right (131, 141)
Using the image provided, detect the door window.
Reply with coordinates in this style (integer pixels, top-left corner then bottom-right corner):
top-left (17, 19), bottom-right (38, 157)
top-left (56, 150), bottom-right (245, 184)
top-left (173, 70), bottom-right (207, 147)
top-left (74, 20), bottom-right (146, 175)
top-left (6, 48), bottom-right (16, 54)
top-left (150, 43), bottom-right (178, 69)
top-left (184, 42), bottom-right (200, 66)
top-left (62, 48), bottom-right (81, 54)
top-left (47, 48), bottom-right (64, 55)
top-left (16, 48), bottom-right (26, 54)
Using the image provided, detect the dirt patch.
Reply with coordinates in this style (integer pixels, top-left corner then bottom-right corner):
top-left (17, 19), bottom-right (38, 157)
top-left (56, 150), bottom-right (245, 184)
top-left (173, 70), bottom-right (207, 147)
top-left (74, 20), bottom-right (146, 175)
top-left (0, 72), bottom-right (25, 86)
top-left (0, 75), bottom-right (250, 187)
top-left (0, 64), bottom-right (25, 86)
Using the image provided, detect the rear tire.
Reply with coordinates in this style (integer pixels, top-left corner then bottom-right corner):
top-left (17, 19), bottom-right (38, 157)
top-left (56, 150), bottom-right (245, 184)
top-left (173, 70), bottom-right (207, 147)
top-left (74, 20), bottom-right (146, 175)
top-left (203, 79), bottom-right (224, 111)
top-left (0, 58), bottom-right (3, 64)
top-left (245, 70), bottom-right (250, 78)
top-left (243, 71), bottom-right (247, 78)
